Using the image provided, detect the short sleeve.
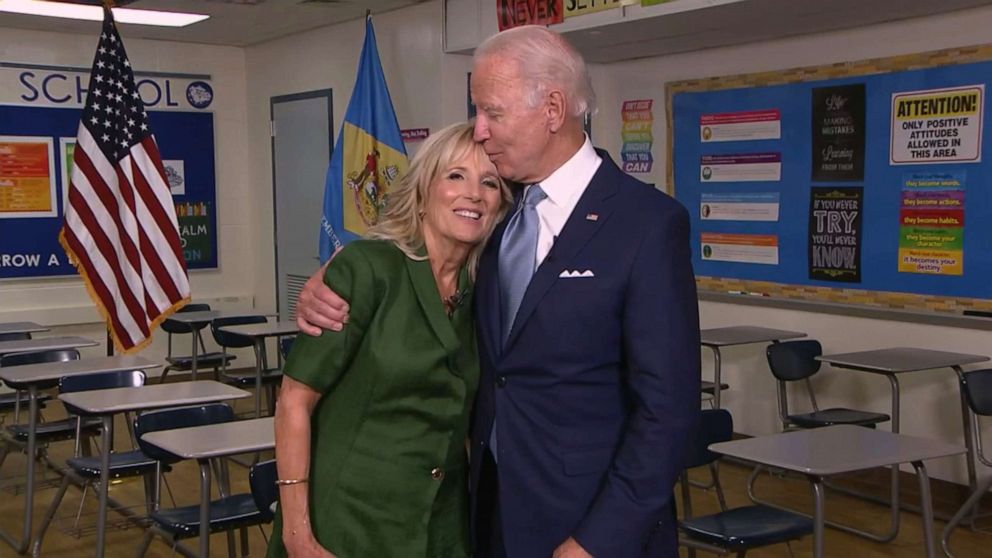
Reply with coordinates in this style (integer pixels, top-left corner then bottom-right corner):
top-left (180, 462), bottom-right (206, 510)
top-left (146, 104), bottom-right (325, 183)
top-left (283, 243), bottom-right (379, 393)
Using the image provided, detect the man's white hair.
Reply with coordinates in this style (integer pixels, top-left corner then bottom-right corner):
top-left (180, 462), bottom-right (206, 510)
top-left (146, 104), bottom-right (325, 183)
top-left (474, 25), bottom-right (597, 118)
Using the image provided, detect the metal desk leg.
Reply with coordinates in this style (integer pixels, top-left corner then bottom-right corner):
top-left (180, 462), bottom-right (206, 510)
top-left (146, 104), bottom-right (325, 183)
top-left (0, 385), bottom-right (39, 553)
top-left (953, 366), bottom-right (980, 529)
top-left (199, 459), bottom-right (212, 558)
top-left (253, 339), bottom-right (264, 418)
top-left (190, 326), bottom-right (200, 380)
top-left (811, 477), bottom-right (826, 558)
top-left (942, 474), bottom-right (992, 557)
top-left (912, 461), bottom-right (937, 558)
top-left (95, 415), bottom-right (113, 558)
top-left (707, 346), bottom-right (722, 408)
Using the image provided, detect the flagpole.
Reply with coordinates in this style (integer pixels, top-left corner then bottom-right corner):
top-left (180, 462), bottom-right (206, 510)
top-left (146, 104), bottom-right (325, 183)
top-left (103, 0), bottom-right (114, 358)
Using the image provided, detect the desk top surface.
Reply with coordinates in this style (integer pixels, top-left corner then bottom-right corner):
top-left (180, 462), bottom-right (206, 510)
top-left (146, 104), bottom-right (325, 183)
top-left (164, 310), bottom-right (242, 324)
top-left (218, 320), bottom-right (299, 338)
top-left (141, 417), bottom-right (274, 459)
top-left (0, 336), bottom-right (98, 356)
top-left (0, 355), bottom-right (159, 386)
top-left (59, 380), bottom-right (249, 415)
top-left (700, 326), bottom-right (807, 347)
top-left (816, 347), bottom-right (989, 373)
top-left (0, 322), bottom-right (49, 335)
top-left (710, 425), bottom-right (965, 475)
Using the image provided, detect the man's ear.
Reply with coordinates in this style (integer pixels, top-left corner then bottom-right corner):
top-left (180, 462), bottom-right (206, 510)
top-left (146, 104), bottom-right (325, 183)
top-left (547, 89), bottom-right (567, 133)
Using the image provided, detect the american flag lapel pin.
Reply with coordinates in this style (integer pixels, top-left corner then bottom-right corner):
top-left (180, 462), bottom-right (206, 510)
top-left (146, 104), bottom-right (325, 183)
top-left (586, 213), bottom-right (599, 221)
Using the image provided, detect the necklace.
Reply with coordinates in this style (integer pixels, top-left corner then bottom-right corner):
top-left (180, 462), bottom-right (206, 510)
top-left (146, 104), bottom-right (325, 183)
top-left (442, 289), bottom-right (467, 318)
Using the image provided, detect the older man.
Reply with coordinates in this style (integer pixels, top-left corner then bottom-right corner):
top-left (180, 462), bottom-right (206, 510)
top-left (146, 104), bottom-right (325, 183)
top-left (297, 26), bottom-right (700, 558)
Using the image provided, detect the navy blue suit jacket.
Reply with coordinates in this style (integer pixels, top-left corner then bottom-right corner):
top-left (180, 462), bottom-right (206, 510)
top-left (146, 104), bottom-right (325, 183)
top-left (470, 150), bottom-right (701, 558)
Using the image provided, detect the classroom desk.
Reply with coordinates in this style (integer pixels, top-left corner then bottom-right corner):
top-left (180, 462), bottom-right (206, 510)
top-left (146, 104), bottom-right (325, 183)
top-left (217, 320), bottom-right (298, 417)
top-left (0, 322), bottom-right (49, 336)
top-left (140, 417), bottom-right (275, 557)
top-left (0, 355), bottom-right (158, 555)
top-left (711, 425), bottom-right (964, 558)
top-left (0, 335), bottom-right (98, 357)
top-left (816, 347), bottom-right (989, 540)
top-left (700, 326), bottom-right (807, 407)
top-left (59, 381), bottom-right (250, 558)
top-left (162, 311), bottom-right (273, 379)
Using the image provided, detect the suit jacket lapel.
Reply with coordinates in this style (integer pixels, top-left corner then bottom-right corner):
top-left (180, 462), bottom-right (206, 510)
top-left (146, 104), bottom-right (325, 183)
top-left (404, 254), bottom-right (461, 365)
top-left (504, 151), bottom-right (621, 350)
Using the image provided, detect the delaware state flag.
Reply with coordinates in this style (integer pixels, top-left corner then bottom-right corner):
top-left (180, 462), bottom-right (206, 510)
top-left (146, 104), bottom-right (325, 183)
top-left (319, 15), bottom-right (407, 262)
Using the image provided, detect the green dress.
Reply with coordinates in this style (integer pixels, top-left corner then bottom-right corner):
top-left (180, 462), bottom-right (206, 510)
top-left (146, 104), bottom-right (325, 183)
top-left (266, 240), bottom-right (478, 558)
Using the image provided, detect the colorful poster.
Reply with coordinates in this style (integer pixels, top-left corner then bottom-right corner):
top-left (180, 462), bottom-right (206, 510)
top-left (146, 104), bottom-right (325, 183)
top-left (812, 84), bottom-right (865, 181)
top-left (700, 232), bottom-right (779, 265)
top-left (700, 192), bottom-right (780, 221)
top-left (891, 85), bottom-right (984, 164)
top-left (59, 138), bottom-right (75, 215)
top-left (809, 187), bottom-right (863, 282)
top-left (898, 171), bottom-right (965, 275)
top-left (700, 109), bottom-right (780, 142)
top-left (0, 136), bottom-right (56, 218)
top-left (621, 99), bottom-right (653, 173)
top-left (565, 0), bottom-right (621, 18)
top-left (497, 0), bottom-right (564, 31)
top-left (700, 152), bottom-right (781, 182)
top-left (175, 201), bottom-right (214, 266)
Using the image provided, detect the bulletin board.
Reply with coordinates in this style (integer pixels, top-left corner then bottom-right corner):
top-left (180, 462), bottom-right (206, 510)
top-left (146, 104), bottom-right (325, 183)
top-left (0, 104), bottom-right (217, 280)
top-left (667, 45), bottom-right (992, 315)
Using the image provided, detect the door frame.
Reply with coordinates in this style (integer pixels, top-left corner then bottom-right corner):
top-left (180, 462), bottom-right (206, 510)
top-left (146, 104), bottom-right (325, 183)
top-left (269, 89), bottom-right (333, 317)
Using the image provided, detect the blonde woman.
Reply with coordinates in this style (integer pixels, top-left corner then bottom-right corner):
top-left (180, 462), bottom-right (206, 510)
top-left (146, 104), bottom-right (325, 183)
top-left (269, 121), bottom-right (511, 558)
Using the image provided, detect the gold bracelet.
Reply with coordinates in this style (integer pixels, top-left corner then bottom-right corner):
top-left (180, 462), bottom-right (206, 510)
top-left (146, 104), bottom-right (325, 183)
top-left (275, 478), bottom-right (308, 486)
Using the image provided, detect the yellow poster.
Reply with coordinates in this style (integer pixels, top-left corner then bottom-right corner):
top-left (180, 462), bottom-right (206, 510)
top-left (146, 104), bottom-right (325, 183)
top-left (565, 0), bottom-right (622, 18)
top-left (0, 136), bottom-right (56, 218)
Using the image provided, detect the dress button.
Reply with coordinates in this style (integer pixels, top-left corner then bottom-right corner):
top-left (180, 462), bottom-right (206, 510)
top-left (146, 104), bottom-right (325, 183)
top-left (496, 376), bottom-right (507, 387)
top-left (431, 467), bottom-right (445, 481)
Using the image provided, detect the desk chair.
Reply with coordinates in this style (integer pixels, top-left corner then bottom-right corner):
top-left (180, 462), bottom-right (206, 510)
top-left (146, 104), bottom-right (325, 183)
top-left (679, 409), bottom-right (813, 557)
top-left (30, 370), bottom-right (148, 556)
top-left (211, 315), bottom-right (283, 415)
top-left (0, 349), bottom-right (84, 473)
top-left (748, 340), bottom-right (892, 527)
top-left (942, 368), bottom-right (992, 557)
top-left (0, 333), bottom-right (52, 421)
top-left (766, 340), bottom-right (890, 430)
top-left (0, 332), bottom-right (31, 342)
top-left (160, 303), bottom-right (235, 383)
top-left (136, 458), bottom-right (278, 557)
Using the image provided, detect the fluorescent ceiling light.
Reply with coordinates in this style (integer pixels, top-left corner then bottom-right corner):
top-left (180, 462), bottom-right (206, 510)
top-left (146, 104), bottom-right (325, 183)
top-left (0, 0), bottom-right (209, 27)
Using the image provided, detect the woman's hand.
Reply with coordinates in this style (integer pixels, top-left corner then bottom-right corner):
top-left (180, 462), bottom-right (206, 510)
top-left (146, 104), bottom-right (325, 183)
top-left (284, 531), bottom-right (337, 558)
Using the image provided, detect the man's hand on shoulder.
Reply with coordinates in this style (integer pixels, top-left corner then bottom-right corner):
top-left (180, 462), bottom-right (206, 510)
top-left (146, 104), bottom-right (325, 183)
top-left (552, 537), bottom-right (593, 558)
top-left (296, 249), bottom-right (350, 336)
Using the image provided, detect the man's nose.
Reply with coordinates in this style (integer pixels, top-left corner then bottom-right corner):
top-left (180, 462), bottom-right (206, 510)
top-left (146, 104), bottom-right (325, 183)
top-left (473, 117), bottom-right (489, 142)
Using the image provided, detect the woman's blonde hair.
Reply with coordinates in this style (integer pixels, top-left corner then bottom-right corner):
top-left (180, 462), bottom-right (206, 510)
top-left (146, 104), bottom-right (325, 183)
top-left (366, 121), bottom-right (511, 279)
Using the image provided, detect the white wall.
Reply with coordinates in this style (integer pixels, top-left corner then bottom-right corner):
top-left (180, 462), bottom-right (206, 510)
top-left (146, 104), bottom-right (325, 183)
top-left (595, 5), bottom-right (992, 484)
top-left (0, 26), bottom-right (254, 364)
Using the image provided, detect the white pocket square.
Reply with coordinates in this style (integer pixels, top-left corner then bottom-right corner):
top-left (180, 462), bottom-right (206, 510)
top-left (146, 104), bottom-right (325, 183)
top-left (559, 269), bottom-right (595, 278)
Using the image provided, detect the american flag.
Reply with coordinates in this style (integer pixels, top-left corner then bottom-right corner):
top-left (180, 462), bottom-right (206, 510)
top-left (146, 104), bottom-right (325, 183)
top-left (59, 7), bottom-right (190, 353)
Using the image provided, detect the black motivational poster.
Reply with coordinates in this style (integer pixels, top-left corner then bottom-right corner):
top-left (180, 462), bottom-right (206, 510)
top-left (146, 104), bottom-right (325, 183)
top-left (809, 187), bottom-right (863, 282)
top-left (812, 84), bottom-right (866, 181)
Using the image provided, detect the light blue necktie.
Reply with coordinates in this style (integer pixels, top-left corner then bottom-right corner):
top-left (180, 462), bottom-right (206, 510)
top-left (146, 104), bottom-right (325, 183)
top-left (491, 184), bottom-right (545, 460)
top-left (499, 184), bottom-right (546, 344)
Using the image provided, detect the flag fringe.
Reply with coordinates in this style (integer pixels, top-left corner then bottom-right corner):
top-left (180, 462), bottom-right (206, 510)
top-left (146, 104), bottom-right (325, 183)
top-left (59, 229), bottom-right (190, 354)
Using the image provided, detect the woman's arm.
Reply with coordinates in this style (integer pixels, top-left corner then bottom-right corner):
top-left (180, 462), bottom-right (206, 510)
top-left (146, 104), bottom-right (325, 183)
top-left (275, 376), bottom-right (336, 558)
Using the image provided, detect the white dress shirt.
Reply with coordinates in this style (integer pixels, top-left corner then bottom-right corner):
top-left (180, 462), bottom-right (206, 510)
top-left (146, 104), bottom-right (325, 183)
top-left (531, 135), bottom-right (602, 267)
